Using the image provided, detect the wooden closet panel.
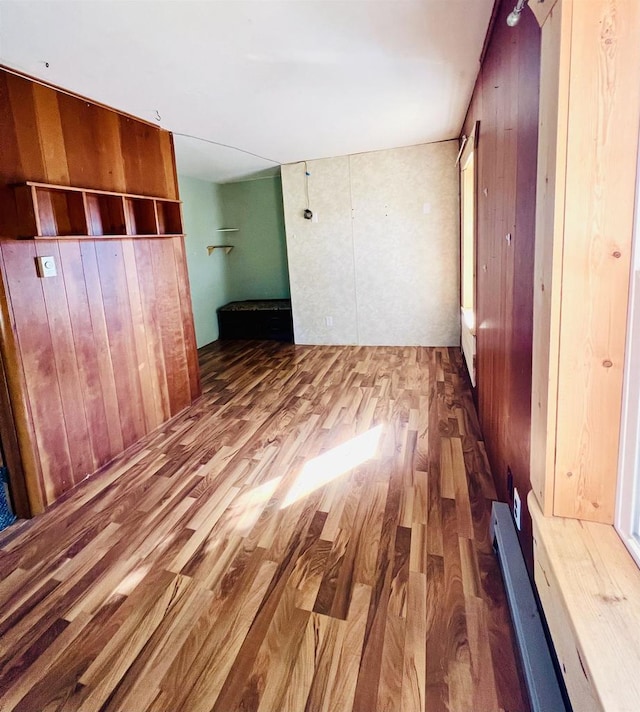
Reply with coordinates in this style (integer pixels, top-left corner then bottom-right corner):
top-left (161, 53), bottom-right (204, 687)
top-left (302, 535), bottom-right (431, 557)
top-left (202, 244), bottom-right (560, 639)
top-left (173, 237), bottom-right (202, 402)
top-left (151, 239), bottom-right (191, 417)
top-left (0, 66), bottom-right (200, 514)
top-left (132, 239), bottom-right (172, 426)
top-left (32, 84), bottom-right (70, 186)
top-left (0, 70), bottom-right (177, 199)
top-left (94, 240), bottom-right (147, 450)
top-left (78, 241), bottom-right (126, 457)
top-left (118, 116), bottom-right (172, 199)
top-left (0, 247), bottom-right (46, 514)
top-left (461, 0), bottom-right (541, 570)
top-left (0, 241), bottom-right (75, 503)
top-left (121, 239), bottom-right (161, 433)
top-left (35, 240), bottom-right (96, 483)
top-left (57, 240), bottom-right (112, 469)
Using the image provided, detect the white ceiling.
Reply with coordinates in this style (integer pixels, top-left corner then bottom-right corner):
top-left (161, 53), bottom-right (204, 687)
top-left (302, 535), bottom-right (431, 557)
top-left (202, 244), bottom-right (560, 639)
top-left (0, 1), bottom-right (493, 183)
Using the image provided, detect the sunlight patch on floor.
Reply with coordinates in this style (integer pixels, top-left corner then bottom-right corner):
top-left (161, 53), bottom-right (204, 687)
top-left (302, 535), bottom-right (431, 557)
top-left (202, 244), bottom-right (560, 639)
top-left (281, 425), bottom-right (383, 509)
top-left (233, 476), bottom-right (283, 534)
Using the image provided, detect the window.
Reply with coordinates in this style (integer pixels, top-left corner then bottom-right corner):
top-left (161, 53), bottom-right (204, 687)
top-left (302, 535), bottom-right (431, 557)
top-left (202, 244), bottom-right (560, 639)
top-left (459, 122), bottom-right (478, 386)
top-left (616, 152), bottom-right (640, 568)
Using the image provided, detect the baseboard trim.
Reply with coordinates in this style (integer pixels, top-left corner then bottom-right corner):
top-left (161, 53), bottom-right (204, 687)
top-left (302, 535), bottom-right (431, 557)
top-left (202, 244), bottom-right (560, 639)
top-left (490, 501), bottom-right (568, 712)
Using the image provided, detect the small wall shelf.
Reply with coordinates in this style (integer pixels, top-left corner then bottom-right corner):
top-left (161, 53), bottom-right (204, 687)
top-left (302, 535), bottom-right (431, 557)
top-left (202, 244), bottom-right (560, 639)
top-left (207, 245), bottom-right (234, 255)
top-left (216, 228), bottom-right (239, 232)
top-left (13, 181), bottom-right (183, 239)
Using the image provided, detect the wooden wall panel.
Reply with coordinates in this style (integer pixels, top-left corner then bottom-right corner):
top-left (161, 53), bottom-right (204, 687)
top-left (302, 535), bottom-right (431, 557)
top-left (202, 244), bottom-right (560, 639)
top-left (151, 239), bottom-right (191, 416)
top-left (57, 241), bottom-right (112, 468)
top-left (530, 0), bottom-right (572, 513)
top-left (461, 0), bottom-right (541, 569)
top-left (173, 237), bottom-right (202, 403)
top-left (132, 240), bottom-right (172, 426)
top-left (0, 67), bottom-right (199, 515)
top-left (79, 241), bottom-right (126, 457)
top-left (552, 0), bottom-right (640, 522)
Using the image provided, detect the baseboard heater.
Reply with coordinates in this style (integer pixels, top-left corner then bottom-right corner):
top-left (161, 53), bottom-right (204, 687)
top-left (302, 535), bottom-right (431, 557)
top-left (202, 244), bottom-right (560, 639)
top-left (490, 502), bottom-right (568, 712)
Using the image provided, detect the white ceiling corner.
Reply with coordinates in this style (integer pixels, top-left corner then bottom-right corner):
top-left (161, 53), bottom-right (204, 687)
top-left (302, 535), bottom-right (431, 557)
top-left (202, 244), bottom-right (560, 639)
top-left (0, 0), bottom-right (493, 184)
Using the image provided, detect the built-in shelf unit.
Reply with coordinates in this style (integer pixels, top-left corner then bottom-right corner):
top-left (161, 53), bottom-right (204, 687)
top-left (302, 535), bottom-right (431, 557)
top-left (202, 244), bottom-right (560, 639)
top-left (13, 182), bottom-right (183, 239)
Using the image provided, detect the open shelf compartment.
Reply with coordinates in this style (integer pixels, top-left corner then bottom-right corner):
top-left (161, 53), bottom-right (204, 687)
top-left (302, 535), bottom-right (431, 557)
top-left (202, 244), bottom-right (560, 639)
top-left (124, 197), bottom-right (158, 235)
top-left (34, 186), bottom-right (88, 237)
top-left (86, 193), bottom-right (127, 236)
top-left (155, 200), bottom-right (182, 235)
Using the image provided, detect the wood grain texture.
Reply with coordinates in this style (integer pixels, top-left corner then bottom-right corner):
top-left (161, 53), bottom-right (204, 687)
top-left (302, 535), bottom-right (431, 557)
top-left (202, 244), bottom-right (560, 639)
top-left (552, 0), bottom-right (640, 522)
top-left (461, 0), bottom-right (541, 571)
top-left (529, 0), bottom-right (572, 516)
top-left (531, 493), bottom-right (640, 712)
top-left (0, 341), bottom-right (529, 711)
top-left (0, 67), bottom-right (199, 515)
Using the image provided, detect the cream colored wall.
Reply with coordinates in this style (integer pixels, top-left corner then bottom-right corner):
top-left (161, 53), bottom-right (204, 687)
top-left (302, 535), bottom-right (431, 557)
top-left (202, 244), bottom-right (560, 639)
top-left (281, 142), bottom-right (460, 346)
top-left (281, 156), bottom-right (358, 345)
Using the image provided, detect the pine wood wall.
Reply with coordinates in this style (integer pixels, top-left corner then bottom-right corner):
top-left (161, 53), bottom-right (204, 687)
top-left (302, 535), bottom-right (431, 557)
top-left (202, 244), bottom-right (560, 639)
top-left (0, 68), bottom-right (200, 516)
top-left (461, 0), bottom-right (541, 569)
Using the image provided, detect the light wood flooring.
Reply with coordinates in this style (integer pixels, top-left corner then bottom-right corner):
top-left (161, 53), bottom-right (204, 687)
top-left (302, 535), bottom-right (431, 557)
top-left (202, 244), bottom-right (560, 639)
top-left (0, 341), bottom-right (529, 711)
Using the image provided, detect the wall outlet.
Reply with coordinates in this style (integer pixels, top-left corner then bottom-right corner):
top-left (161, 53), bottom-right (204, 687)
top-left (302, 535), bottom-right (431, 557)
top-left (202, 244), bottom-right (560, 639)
top-left (325, 316), bottom-right (333, 327)
top-left (513, 487), bottom-right (522, 530)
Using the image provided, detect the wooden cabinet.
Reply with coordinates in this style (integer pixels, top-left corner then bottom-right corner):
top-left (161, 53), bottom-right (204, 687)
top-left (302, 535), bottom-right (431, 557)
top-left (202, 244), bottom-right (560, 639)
top-left (530, 0), bottom-right (640, 522)
top-left (0, 67), bottom-right (200, 518)
top-left (14, 182), bottom-right (183, 239)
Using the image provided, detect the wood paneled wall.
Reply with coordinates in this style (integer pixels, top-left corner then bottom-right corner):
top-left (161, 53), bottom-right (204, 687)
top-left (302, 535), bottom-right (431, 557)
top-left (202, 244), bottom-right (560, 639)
top-left (461, 0), bottom-right (541, 569)
top-left (0, 68), bottom-right (200, 515)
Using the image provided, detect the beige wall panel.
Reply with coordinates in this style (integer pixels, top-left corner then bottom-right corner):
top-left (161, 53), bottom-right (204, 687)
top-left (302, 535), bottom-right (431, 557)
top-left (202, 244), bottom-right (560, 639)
top-left (281, 157), bottom-right (358, 345)
top-left (350, 142), bottom-right (460, 346)
top-left (281, 143), bottom-right (460, 346)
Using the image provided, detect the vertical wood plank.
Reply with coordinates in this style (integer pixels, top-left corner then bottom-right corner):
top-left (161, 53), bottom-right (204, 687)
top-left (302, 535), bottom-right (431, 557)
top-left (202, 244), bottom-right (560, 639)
top-left (0, 241), bottom-right (74, 504)
top-left (57, 241), bottom-right (112, 469)
top-left (31, 84), bottom-right (70, 186)
top-left (553, 0), bottom-right (640, 522)
top-left (4, 74), bottom-right (46, 183)
top-left (94, 240), bottom-right (146, 448)
top-left (36, 240), bottom-right (94, 483)
top-left (151, 239), bottom-right (190, 417)
top-left (0, 246), bottom-right (43, 515)
top-left (79, 241), bottom-right (125, 456)
top-left (530, 0), bottom-right (572, 515)
top-left (121, 239), bottom-right (160, 432)
top-left (133, 240), bottom-right (171, 424)
top-left (172, 236), bottom-right (201, 402)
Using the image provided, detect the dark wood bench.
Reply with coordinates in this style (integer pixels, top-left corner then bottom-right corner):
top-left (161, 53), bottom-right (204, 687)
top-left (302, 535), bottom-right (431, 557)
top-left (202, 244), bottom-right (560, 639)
top-left (217, 299), bottom-right (293, 342)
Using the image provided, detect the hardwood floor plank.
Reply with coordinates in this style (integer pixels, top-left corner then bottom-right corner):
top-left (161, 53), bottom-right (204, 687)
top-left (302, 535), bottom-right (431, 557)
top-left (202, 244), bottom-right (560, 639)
top-left (0, 341), bottom-right (529, 712)
top-left (401, 570), bottom-right (427, 712)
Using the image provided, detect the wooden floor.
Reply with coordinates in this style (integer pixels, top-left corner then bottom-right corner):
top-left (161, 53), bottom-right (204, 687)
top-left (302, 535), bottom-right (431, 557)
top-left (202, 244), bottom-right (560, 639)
top-left (0, 341), bottom-right (529, 712)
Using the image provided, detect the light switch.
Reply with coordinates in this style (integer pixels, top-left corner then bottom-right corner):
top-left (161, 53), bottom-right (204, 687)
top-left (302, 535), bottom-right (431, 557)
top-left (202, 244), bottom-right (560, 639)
top-left (35, 255), bottom-right (57, 278)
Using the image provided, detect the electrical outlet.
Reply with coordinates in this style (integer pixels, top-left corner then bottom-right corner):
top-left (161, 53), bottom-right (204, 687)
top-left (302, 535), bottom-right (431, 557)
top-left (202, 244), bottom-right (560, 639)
top-left (325, 316), bottom-right (333, 327)
top-left (513, 487), bottom-right (522, 530)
